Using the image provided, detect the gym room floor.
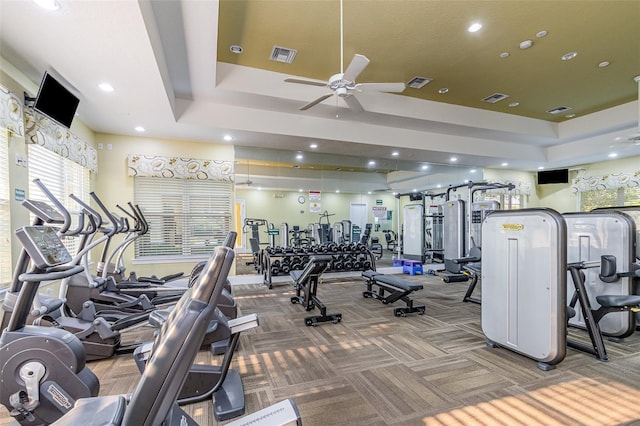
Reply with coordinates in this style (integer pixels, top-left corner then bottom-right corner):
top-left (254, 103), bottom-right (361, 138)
top-left (2, 272), bottom-right (640, 425)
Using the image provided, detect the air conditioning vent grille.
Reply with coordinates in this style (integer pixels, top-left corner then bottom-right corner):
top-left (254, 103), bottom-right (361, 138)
top-left (547, 106), bottom-right (573, 114)
top-left (270, 46), bottom-right (297, 64)
top-left (406, 76), bottom-right (432, 89)
top-left (481, 93), bottom-right (510, 103)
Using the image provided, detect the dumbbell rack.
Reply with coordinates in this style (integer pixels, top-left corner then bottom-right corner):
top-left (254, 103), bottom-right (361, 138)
top-left (261, 243), bottom-right (377, 288)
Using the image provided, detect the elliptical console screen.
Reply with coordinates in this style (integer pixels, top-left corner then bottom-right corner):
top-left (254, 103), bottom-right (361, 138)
top-left (15, 226), bottom-right (72, 269)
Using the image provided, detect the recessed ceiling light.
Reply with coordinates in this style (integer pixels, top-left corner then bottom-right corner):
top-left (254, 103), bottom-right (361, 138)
top-left (223, 135), bottom-right (232, 141)
top-left (412, 189), bottom-right (417, 192)
top-left (608, 152), bottom-right (618, 158)
top-left (309, 143), bottom-right (318, 149)
top-left (336, 190), bottom-right (340, 193)
top-left (565, 113), bottom-right (576, 118)
top-left (450, 156), bottom-right (458, 162)
top-left (438, 88), bottom-right (449, 94)
top-left (598, 61), bottom-right (610, 68)
top-left (470, 169), bottom-right (477, 173)
top-left (538, 166), bottom-right (545, 170)
top-left (421, 165), bottom-right (429, 170)
top-left (467, 22), bottom-right (482, 33)
top-left (508, 102), bottom-right (520, 107)
top-left (367, 191), bottom-right (372, 195)
top-left (229, 45), bottom-right (243, 54)
top-left (464, 179), bottom-right (469, 183)
top-left (299, 189), bottom-right (303, 192)
top-left (519, 40), bottom-right (533, 49)
top-left (561, 52), bottom-right (578, 61)
top-left (392, 192), bottom-right (398, 196)
top-left (257, 187), bottom-right (262, 190)
top-left (436, 184), bottom-right (442, 188)
top-left (499, 52), bottom-right (510, 59)
top-left (536, 30), bottom-right (548, 38)
top-left (33, 0), bottom-right (59, 10)
top-left (391, 151), bottom-right (399, 156)
top-left (501, 162), bottom-right (509, 167)
top-left (134, 126), bottom-right (145, 132)
top-left (296, 154), bottom-right (303, 160)
top-left (368, 160), bottom-right (376, 166)
top-left (98, 82), bottom-right (114, 92)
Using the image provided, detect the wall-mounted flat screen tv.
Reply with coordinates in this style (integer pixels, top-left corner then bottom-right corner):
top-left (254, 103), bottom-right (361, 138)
top-left (537, 168), bottom-right (569, 184)
top-left (34, 72), bottom-right (79, 128)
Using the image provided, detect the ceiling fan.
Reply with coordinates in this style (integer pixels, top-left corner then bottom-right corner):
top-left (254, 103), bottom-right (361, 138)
top-left (284, 0), bottom-right (406, 112)
top-left (235, 160), bottom-right (253, 186)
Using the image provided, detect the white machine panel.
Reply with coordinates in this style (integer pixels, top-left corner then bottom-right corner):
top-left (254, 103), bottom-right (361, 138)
top-left (482, 209), bottom-right (566, 366)
top-left (564, 211), bottom-right (636, 337)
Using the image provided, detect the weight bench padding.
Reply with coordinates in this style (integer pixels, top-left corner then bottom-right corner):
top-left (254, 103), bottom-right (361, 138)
top-left (361, 270), bottom-right (425, 317)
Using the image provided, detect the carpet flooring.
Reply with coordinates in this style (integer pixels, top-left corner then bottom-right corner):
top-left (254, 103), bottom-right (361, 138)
top-left (2, 271), bottom-right (640, 425)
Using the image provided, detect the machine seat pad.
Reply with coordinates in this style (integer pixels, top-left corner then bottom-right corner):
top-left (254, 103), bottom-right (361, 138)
top-left (596, 295), bottom-right (640, 308)
top-left (51, 395), bottom-right (126, 426)
top-left (374, 274), bottom-right (423, 291)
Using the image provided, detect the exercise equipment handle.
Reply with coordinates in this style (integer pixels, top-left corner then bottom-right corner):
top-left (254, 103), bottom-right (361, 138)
top-left (32, 179), bottom-right (71, 234)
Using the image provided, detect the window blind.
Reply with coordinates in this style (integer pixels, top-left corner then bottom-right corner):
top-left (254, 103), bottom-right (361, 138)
top-left (27, 144), bottom-right (91, 256)
top-left (0, 129), bottom-right (11, 287)
top-left (134, 177), bottom-right (232, 259)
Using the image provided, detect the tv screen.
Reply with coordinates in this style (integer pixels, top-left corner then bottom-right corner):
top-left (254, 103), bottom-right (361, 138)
top-left (34, 72), bottom-right (79, 128)
top-left (537, 168), bottom-right (569, 184)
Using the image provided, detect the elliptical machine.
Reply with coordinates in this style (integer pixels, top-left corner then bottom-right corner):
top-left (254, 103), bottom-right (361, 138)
top-left (0, 225), bottom-right (99, 424)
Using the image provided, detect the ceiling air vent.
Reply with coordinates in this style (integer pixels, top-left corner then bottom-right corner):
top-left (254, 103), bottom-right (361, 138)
top-left (406, 76), bottom-right (432, 89)
top-left (481, 93), bottom-right (510, 103)
top-left (546, 106), bottom-right (573, 115)
top-left (269, 46), bottom-right (297, 64)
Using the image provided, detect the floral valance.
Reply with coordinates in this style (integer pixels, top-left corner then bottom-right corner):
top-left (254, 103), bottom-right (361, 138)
top-left (128, 154), bottom-right (234, 181)
top-left (571, 171), bottom-right (640, 193)
top-left (24, 109), bottom-right (98, 173)
top-left (0, 84), bottom-right (24, 136)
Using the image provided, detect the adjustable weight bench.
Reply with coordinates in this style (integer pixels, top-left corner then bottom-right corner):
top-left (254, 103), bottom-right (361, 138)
top-left (290, 255), bottom-right (342, 326)
top-left (362, 270), bottom-right (425, 317)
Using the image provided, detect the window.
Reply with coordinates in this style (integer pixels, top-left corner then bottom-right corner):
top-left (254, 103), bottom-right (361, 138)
top-left (27, 144), bottom-right (91, 256)
top-left (580, 188), bottom-right (627, 211)
top-left (0, 129), bottom-right (11, 287)
top-left (134, 177), bottom-right (233, 259)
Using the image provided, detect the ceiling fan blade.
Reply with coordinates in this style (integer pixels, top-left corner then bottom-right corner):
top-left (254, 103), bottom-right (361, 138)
top-left (285, 78), bottom-right (328, 87)
top-left (300, 93), bottom-right (334, 110)
top-left (342, 54), bottom-right (370, 82)
top-left (343, 94), bottom-right (364, 112)
top-left (355, 82), bottom-right (406, 93)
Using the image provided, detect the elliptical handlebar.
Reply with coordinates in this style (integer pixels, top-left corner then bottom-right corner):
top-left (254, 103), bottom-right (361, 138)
top-left (33, 179), bottom-right (71, 234)
top-left (69, 193), bottom-right (103, 229)
top-left (131, 203), bottom-right (149, 235)
top-left (89, 192), bottom-right (119, 237)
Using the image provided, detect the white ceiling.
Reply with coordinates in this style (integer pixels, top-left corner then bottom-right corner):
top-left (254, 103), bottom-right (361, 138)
top-left (1, 0), bottom-right (639, 194)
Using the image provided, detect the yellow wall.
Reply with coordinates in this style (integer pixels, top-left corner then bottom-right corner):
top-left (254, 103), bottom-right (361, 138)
top-left (93, 133), bottom-right (234, 278)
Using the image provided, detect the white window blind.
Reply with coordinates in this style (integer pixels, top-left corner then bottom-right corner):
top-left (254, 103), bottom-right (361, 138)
top-left (27, 144), bottom-right (91, 256)
top-left (134, 177), bottom-right (232, 259)
top-left (0, 129), bottom-right (11, 287)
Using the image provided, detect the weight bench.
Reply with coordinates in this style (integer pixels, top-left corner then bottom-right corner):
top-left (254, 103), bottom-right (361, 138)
top-left (290, 255), bottom-right (342, 326)
top-left (362, 270), bottom-right (425, 317)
